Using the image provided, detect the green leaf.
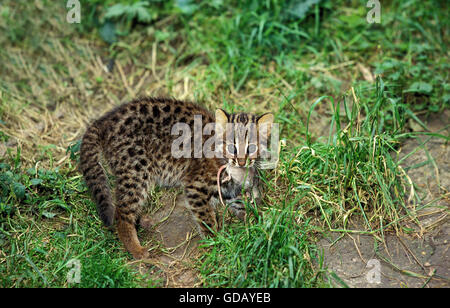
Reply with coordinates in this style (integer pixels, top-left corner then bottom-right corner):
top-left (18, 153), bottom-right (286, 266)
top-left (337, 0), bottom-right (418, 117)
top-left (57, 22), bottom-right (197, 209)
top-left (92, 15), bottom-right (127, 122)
top-left (42, 211), bottom-right (57, 219)
top-left (0, 163), bottom-right (10, 170)
top-left (13, 182), bottom-right (26, 199)
top-left (30, 178), bottom-right (43, 186)
top-left (175, 0), bottom-right (199, 15)
top-left (136, 7), bottom-right (152, 23)
top-left (67, 139), bottom-right (81, 161)
top-left (287, 0), bottom-right (322, 19)
top-left (443, 93), bottom-right (450, 104)
top-left (99, 21), bottom-right (117, 44)
top-left (404, 81), bottom-right (433, 94)
top-left (104, 4), bottom-right (127, 19)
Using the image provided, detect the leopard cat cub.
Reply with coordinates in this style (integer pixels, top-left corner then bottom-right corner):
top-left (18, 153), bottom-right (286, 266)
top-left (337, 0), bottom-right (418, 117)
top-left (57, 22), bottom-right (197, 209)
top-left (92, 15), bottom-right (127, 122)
top-left (79, 97), bottom-right (273, 259)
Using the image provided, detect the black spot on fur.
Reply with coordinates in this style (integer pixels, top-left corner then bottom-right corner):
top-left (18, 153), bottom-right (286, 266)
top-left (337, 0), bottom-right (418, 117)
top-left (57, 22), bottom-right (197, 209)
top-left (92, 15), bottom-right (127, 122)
top-left (128, 148), bottom-right (136, 157)
top-left (119, 125), bottom-right (126, 135)
top-left (162, 117), bottom-right (171, 126)
top-left (194, 201), bottom-right (204, 207)
top-left (198, 186), bottom-right (209, 196)
top-left (163, 105), bottom-right (171, 112)
top-left (140, 104), bottom-right (148, 115)
top-left (125, 117), bottom-right (133, 126)
top-left (188, 193), bottom-right (200, 199)
top-left (134, 163), bottom-right (142, 172)
top-left (85, 175), bottom-right (94, 182)
top-left (153, 106), bottom-right (160, 117)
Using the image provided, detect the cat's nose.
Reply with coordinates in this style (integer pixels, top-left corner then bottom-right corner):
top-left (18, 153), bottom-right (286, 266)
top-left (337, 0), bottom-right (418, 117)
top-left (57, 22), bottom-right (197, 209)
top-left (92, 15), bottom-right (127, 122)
top-left (237, 158), bottom-right (246, 167)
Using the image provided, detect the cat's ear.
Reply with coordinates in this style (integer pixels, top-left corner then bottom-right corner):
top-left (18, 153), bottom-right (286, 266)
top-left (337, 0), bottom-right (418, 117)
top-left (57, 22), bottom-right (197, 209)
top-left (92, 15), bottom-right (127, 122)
top-left (215, 109), bottom-right (229, 125)
top-left (257, 113), bottom-right (274, 126)
top-left (215, 109), bottom-right (229, 142)
top-left (257, 112), bottom-right (274, 138)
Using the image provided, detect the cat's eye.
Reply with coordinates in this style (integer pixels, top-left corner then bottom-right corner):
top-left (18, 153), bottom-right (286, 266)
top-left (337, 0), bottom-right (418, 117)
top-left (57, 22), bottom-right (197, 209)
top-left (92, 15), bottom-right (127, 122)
top-left (247, 144), bottom-right (258, 155)
top-left (226, 144), bottom-right (237, 156)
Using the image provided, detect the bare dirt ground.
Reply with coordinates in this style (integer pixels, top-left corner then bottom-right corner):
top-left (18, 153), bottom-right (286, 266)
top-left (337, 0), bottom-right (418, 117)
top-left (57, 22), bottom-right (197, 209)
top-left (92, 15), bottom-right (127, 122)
top-left (133, 191), bottom-right (203, 287)
top-left (319, 225), bottom-right (449, 287)
top-left (320, 110), bottom-right (449, 288)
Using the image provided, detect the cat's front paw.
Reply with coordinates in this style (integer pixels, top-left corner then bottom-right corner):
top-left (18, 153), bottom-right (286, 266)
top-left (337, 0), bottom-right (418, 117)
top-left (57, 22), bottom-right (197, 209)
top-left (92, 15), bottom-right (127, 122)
top-left (131, 246), bottom-right (150, 260)
top-left (228, 200), bottom-right (246, 221)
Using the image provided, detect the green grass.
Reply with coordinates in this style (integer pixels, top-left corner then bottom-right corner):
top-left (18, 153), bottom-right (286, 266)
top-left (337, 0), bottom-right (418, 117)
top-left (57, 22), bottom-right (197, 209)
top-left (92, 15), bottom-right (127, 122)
top-left (0, 151), bottom-right (157, 287)
top-left (0, 0), bottom-right (448, 287)
top-left (200, 206), bottom-right (325, 288)
top-left (282, 78), bottom-right (440, 234)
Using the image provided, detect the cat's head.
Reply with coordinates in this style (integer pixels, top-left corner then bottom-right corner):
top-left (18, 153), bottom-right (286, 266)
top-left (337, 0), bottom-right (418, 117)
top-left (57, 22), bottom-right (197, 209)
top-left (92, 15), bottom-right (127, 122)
top-left (215, 109), bottom-right (274, 168)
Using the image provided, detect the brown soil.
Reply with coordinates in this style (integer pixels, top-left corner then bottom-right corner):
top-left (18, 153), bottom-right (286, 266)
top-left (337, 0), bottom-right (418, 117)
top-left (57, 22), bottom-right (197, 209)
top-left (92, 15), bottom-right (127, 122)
top-left (132, 191), bottom-right (203, 287)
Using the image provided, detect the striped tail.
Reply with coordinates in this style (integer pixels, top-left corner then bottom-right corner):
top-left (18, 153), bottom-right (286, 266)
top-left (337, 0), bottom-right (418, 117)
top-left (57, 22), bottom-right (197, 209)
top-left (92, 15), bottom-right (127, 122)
top-left (79, 123), bottom-right (115, 227)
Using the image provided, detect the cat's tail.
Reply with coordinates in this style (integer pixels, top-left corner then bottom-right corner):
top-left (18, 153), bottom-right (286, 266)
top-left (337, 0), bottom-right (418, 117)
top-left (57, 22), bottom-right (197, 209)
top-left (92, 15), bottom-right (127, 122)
top-left (79, 122), bottom-right (115, 227)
